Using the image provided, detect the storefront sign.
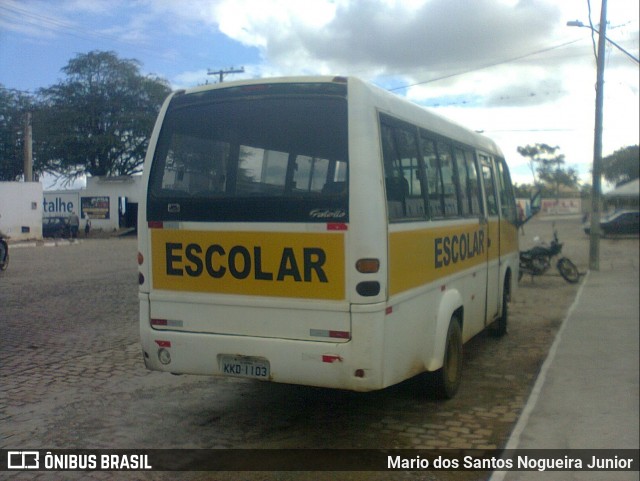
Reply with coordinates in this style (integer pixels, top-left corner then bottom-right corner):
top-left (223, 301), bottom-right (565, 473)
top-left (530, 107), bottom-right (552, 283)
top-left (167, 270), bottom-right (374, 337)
top-left (43, 193), bottom-right (79, 218)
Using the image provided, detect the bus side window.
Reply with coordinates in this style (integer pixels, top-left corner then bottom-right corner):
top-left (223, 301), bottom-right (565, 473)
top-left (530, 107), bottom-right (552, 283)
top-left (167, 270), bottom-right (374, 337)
top-left (437, 142), bottom-right (460, 217)
top-left (464, 150), bottom-right (482, 216)
top-left (381, 120), bottom-right (426, 221)
top-left (381, 123), bottom-right (404, 220)
top-left (420, 135), bottom-right (444, 218)
top-left (480, 155), bottom-right (499, 216)
top-left (395, 126), bottom-right (426, 219)
top-left (453, 148), bottom-right (470, 216)
top-left (496, 158), bottom-right (517, 223)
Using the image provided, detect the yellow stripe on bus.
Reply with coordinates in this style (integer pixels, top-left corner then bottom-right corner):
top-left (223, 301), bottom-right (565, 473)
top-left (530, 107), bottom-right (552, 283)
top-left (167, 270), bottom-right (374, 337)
top-left (500, 220), bottom-right (519, 254)
top-left (151, 230), bottom-right (346, 300)
top-left (388, 221), bottom-right (517, 296)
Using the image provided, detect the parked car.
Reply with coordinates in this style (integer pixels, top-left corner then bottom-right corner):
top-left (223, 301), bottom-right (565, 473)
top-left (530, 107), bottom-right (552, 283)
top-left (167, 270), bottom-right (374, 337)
top-left (584, 210), bottom-right (640, 236)
top-left (42, 216), bottom-right (70, 238)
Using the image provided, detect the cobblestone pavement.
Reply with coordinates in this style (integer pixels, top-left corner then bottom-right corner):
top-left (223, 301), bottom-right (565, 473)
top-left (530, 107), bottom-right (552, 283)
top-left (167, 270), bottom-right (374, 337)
top-left (1, 217), bottom-right (635, 481)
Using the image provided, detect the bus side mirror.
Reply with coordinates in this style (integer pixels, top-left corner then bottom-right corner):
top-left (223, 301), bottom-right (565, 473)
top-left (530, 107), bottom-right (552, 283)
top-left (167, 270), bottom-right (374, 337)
top-left (516, 190), bottom-right (541, 228)
top-left (530, 190), bottom-right (541, 217)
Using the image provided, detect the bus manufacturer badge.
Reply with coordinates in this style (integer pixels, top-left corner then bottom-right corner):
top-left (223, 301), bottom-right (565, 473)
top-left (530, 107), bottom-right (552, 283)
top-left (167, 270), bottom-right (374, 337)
top-left (167, 203), bottom-right (180, 213)
top-left (309, 208), bottom-right (346, 219)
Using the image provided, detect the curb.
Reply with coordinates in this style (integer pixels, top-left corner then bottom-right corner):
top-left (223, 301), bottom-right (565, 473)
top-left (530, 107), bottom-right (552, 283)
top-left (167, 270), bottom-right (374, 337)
top-left (9, 239), bottom-right (83, 248)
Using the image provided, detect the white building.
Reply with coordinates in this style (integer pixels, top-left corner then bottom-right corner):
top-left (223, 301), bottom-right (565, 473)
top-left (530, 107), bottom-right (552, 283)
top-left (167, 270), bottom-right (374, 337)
top-left (0, 181), bottom-right (43, 241)
top-left (43, 175), bottom-right (144, 233)
top-left (0, 175), bottom-right (143, 241)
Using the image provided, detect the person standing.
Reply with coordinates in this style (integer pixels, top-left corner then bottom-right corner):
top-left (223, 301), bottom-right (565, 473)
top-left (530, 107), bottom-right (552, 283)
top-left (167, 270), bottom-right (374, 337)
top-left (69, 211), bottom-right (80, 238)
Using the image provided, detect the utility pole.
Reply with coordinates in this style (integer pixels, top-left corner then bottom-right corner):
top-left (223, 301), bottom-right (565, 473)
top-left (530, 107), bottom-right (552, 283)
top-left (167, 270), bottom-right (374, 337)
top-left (207, 66), bottom-right (245, 83)
top-left (23, 111), bottom-right (33, 182)
top-left (589, 0), bottom-right (607, 271)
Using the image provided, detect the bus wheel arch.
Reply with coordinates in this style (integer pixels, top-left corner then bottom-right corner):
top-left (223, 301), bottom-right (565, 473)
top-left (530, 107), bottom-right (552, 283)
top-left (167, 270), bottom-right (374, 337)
top-left (433, 313), bottom-right (463, 399)
top-left (429, 290), bottom-right (463, 369)
top-left (424, 290), bottom-right (463, 398)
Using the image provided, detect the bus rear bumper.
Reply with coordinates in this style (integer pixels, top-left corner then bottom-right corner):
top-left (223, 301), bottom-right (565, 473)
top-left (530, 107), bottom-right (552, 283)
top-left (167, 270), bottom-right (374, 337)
top-left (140, 326), bottom-right (386, 392)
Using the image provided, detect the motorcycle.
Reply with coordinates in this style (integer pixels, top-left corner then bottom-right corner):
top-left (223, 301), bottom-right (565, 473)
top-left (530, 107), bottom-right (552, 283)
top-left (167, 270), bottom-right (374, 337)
top-left (0, 230), bottom-right (8, 271)
top-left (519, 228), bottom-right (580, 283)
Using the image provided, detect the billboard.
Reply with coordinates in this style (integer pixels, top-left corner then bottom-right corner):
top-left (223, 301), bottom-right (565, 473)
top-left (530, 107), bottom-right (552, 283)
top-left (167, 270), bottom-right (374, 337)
top-left (81, 196), bottom-right (110, 219)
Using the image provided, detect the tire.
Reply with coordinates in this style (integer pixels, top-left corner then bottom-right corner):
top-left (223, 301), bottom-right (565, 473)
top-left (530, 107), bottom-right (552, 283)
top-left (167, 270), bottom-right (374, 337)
top-left (0, 242), bottom-right (7, 271)
top-left (557, 257), bottom-right (580, 284)
top-left (434, 317), bottom-right (463, 399)
top-left (492, 277), bottom-right (510, 337)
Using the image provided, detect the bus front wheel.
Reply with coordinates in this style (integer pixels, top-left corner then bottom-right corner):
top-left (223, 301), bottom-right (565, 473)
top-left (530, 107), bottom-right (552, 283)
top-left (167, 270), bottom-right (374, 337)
top-left (434, 317), bottom-right (463, 399)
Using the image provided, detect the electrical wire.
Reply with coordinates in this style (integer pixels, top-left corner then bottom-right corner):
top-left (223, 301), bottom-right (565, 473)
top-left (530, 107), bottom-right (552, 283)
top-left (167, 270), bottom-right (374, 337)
top-left (388, 39), bottom-right (582, 92)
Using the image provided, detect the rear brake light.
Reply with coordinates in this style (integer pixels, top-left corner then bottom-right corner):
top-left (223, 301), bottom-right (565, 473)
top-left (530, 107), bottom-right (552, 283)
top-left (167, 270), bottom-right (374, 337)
top-left (155, 340), bottom-right (171, 348)
top-left (137, 252), bottom-right (144, 265)
top-left (329, 330), bottom-right (350, 339)
top-left (148, 221), bottom-right (163, 229)
top-left (310, 329), bottom-right (350, 339)
top-left (322, 355), bottom-right (342, 363)
top-left (151, 318), bottom-right (184, 328)
top-left (327, 223), bottom-right (348, 231)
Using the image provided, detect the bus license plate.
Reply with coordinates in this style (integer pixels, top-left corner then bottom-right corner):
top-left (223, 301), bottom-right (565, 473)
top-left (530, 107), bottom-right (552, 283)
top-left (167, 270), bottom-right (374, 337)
top-left (219, 355), bottom-right (270, 379)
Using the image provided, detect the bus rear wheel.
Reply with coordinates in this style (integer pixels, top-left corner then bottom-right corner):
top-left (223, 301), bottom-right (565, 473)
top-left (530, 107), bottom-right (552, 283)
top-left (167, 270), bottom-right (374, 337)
top-left (434, 317), bottom-right (463, 399)
top-left (491, 276), bottom-right (510, 337)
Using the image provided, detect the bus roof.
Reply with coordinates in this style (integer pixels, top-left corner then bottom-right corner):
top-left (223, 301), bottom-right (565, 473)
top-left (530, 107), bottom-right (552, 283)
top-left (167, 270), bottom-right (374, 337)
top-left (174, 76), bottom-right (504, 158)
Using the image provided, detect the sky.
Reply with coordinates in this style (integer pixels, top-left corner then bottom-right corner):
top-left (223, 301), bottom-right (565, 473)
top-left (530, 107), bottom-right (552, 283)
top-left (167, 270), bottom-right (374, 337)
top-left (1, 0), bottom-right (638, 189)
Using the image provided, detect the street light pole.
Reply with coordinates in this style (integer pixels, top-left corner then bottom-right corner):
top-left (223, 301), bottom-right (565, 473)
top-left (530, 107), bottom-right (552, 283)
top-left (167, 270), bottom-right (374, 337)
top-left (588, 0), bottom-right (608, 271)
top-left (567, 20), bottom-right (639, 64)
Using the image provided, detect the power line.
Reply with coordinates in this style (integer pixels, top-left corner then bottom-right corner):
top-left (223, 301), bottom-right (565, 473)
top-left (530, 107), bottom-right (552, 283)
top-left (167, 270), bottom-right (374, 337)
top-left (388, 39), bottom-right (583, 92)
top-left (0, 3), bottom-right (186, 66)
top-left (422, 88), bottom-right (568, 108)
top-left (0, 3), bottom-right (127, 45)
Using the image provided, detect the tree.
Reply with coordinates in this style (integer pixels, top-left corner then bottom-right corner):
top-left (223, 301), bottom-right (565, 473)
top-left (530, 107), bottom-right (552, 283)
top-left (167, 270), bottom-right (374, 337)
top-left (602, 145), bottom-right (639, 187)
top-left (0, 85), bottom-right (35, 181)
top-left (517, 143), bottom-right (579, 199)
top-left (512, 182), bottom-right (536, 198)
top-left (34, 51), bottom-right (171, 182)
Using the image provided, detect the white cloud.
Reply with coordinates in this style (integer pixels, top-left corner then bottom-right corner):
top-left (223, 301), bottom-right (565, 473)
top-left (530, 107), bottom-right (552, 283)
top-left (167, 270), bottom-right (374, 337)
top-left (199, 0), bottom-right (638, 184)
top-left (207, 0), bottom-right (564, 77)
top-left (4, 0), bottom-right (637, 186)
top-left (216, 0), bottom-right (338, 40)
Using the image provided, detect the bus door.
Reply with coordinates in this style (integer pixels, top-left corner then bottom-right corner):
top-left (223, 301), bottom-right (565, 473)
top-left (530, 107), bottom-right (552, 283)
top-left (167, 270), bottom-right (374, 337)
top-left (479, 154), bottom-right (500, 324)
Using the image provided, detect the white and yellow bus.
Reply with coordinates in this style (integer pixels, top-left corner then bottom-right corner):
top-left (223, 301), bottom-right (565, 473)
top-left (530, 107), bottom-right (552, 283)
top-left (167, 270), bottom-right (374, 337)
top-left (138, 76), bottom-right (519, 398)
